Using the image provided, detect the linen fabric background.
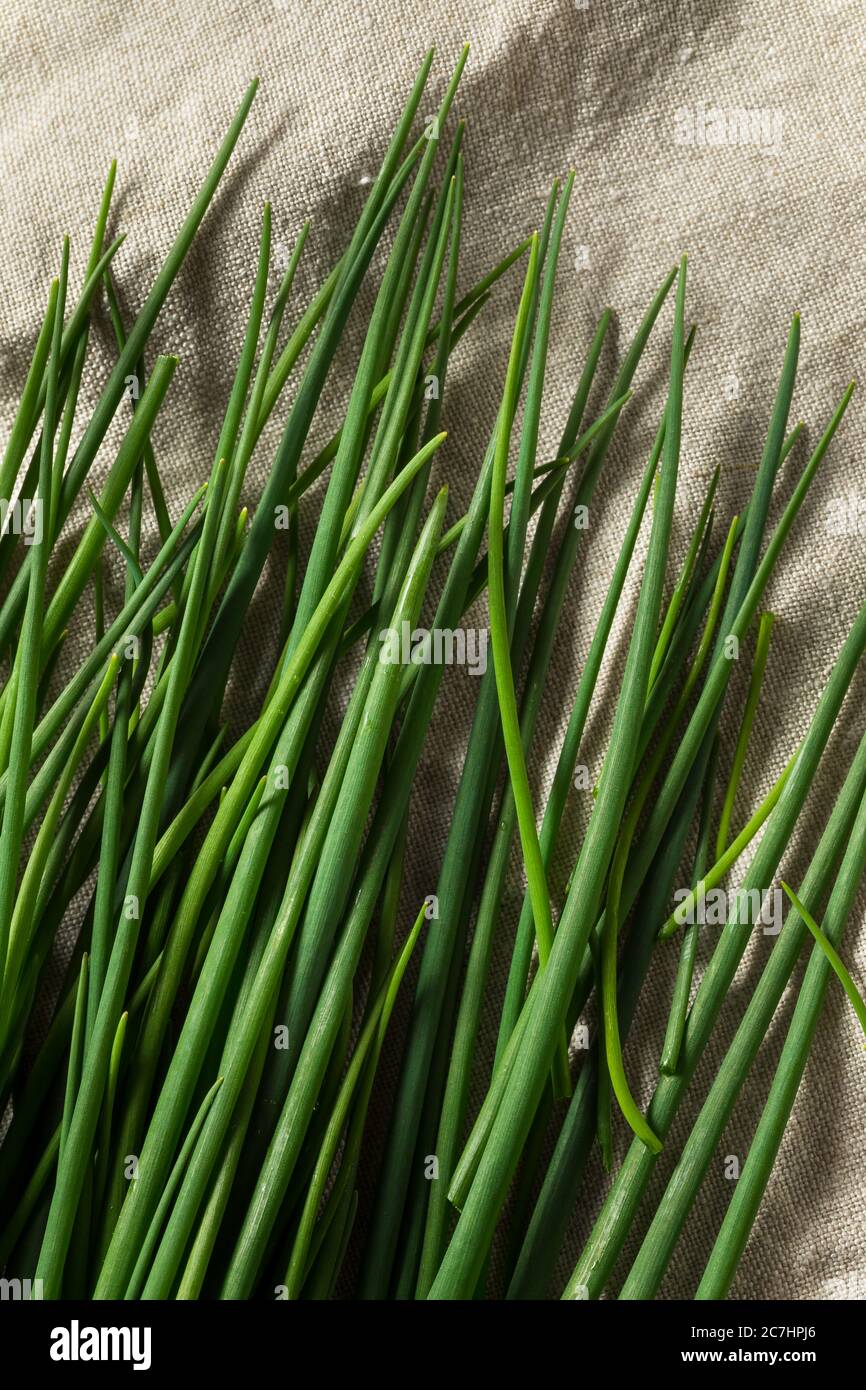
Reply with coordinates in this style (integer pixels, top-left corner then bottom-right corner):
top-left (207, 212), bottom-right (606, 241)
top-left (0, 0), bottom-right (863, 1299)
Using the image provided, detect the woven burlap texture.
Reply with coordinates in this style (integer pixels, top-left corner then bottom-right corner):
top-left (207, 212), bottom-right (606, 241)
top-left (0, 0), bottom-right (863, 1299)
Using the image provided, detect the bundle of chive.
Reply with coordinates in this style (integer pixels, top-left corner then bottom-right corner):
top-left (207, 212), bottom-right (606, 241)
top-left (0, 48), bottom-right (862, 1302)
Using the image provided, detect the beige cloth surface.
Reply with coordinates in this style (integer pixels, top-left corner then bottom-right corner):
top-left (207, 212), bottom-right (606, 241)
top-left (0, 0), bottom-right (863, 1299)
